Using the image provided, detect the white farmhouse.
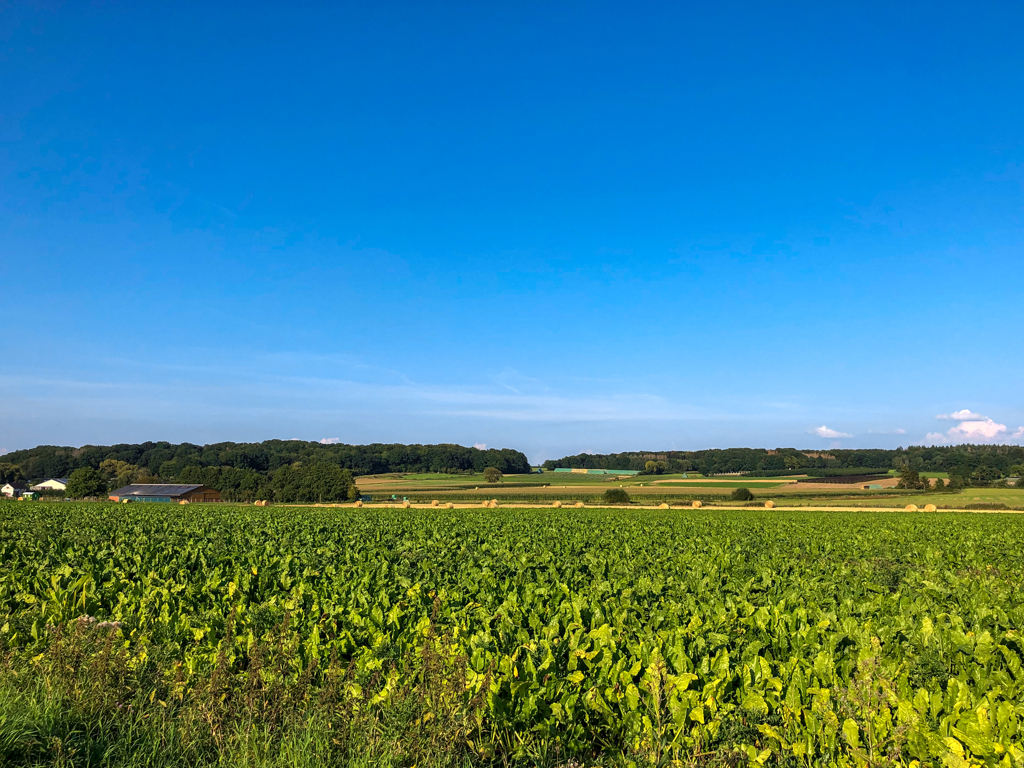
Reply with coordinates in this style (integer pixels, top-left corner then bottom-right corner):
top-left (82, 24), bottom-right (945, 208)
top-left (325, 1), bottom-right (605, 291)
top-left (30, 478), bottom-right (70, 492)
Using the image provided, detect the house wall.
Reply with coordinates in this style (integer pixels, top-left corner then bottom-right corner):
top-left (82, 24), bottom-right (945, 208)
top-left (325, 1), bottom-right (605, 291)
top-left (32, 480), bottom-right (67, 491)
top-left (185, 489), bottom-right (221, 502)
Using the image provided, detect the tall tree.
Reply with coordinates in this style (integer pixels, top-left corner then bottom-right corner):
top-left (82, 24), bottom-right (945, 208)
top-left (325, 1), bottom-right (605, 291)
top-left (66, 468), bottom-right (108, 498)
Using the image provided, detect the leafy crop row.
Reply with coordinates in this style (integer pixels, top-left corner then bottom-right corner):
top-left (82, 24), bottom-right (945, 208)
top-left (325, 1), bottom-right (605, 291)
top-left (1, 504), bottom-right (1023, 766)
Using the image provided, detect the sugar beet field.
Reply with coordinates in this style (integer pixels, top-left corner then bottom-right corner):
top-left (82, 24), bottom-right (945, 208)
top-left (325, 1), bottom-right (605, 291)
top-left (1, 503), bottom-right (1023, 767)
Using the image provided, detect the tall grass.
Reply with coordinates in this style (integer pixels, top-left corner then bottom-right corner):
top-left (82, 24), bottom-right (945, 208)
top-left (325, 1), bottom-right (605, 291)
top-left (0, 613), bottom-right (496, 768)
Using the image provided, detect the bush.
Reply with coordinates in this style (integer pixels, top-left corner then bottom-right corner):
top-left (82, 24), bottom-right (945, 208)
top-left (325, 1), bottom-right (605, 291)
top-left (730, 487), bottom-right (755, 502)
top-left (483, 467), bottom-right (503, 483)
top-left (66, 467), bottom-right (107, 499)
top-left (601, 488), bottom-right (630, 504)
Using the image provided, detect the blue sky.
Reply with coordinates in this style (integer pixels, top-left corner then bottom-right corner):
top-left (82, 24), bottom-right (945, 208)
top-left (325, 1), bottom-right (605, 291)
top-left (2, 2), bottom-right (1022, 463)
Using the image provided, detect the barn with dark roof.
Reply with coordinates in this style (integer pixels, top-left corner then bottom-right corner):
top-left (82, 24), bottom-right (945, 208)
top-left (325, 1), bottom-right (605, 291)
top-left (108, 484), bottom-right (221, 503)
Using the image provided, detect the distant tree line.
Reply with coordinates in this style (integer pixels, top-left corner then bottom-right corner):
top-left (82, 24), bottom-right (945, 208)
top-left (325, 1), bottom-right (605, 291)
top-left (2, 441), bottom-right (531, 502)
top-left (544, 445), bottom-right (1024, 486)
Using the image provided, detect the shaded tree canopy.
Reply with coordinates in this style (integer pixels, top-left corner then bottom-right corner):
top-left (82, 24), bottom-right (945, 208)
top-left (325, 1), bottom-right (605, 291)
top-left (543, 444), bottom-right (1024, 481)
top-left (2, 440), bottom-right (529, 503)
top-left (0, 463), bottom-right (25, 484)
top-left (65, 467), bottom-right (107, 499)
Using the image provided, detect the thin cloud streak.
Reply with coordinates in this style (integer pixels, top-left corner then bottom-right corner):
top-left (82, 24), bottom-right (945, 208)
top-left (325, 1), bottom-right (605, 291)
top-left (810, 425), bottom-right (852, 438)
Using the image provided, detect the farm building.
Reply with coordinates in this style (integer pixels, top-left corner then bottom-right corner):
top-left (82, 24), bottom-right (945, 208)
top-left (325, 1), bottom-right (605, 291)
top-left (30, 478), bottom-right (70, 491)
top-left (109, 484), bottom-right (221, 503)
top-left (2, 483), bottom-right (30, 498)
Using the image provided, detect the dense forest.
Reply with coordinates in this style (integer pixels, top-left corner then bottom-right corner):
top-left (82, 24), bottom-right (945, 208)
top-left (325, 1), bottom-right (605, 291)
top-left (0, 441), bottom-right (531, 502)
top-left (543, 445), bottom-right (1024, 484)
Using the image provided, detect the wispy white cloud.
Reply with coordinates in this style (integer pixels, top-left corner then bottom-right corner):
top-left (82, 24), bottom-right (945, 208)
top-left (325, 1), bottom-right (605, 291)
top-left (0, 367), bottom-right (715, 430)
top-left (925, 432), bottom-right (947, 444)
top-left (319, 437), bottom-right (340, 444)
top-left (810, 425), bottom-right (852, 438)
top-left (936, 409), bottom-right (986, 421)
top-left (1012, 427), bottom-right (1024, 439)
top-left (472, 443), bottom-right (487, 450)
top-left (867, 428), bottom-right (906, 435)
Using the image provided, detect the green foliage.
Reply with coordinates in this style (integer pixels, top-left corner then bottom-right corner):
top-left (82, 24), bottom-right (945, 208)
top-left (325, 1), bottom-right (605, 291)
top-left (100, 458), bottom-right (158, 488)
top-left (1, 441), bottom-right (531, 483)
top-left (2, 503), bottom-right (1024, 767)
top-left (896, 467), bottom-right (931, 491)
top-left (642, 460), bottom-right (668, 475)
top-left (545, 444), bottom-right (1024, 478)
top-left (483, 467), bottom-right (503, 483)
top-left (730, 486), bottom-right (755, 501)
top-left (601, 487), bottom-right (630, 504)
top-left (64, 467), bottom-right (107, 498)
top-left (0, 463), bottom-right (25, 484)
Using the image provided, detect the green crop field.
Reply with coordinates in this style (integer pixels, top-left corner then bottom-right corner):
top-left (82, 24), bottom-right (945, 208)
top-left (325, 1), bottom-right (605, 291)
top-left (358, 473), bottom-right (717, 490)
top-left (781, 487), bottom-right (1024, 510)
top-left (2, 502), bottom-right (1023, 767)
top-left (650, 481), bottom-right (788, 489)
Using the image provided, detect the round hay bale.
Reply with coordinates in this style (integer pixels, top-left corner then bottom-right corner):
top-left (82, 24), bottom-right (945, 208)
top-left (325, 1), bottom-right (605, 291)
top-left (402, 500), bottom-right (411, 508)
top-left (355, 500), bottom-right (363, 508)
top-left (905, 504), bottom-right (918, 512)
top-left (488, 500), bottom-right (498, 508)
top-left (445, 502), bottom-right (454, 509)
top-left (691, 500), bottom-right (702, 509)
top-left (575, 501), bottom-right (584, 508)
top-left (431, 499), bottom-right (439, 507)
top-left (552, 501), bottom-right (562, 508)
top-left (924, 503), bottom-right (937, 512)
top-left (179, 500), bottom-right (189, 505)
top-left (659, 502), bottom-right (669, 509)
top-left (764, 501), bottom-right (775, 509)
top-left (481, 500), bottom-right (490, 507)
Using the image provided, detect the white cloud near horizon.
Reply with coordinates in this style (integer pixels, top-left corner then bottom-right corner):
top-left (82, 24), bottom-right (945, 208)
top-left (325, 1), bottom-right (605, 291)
top-left (948, 419), bottom-right (1007, 441)
top-left (473, 443), bottom-right (487, 450)
top-left (319, 437), bottom-right (341, 444)
top-left (925, 407), bottom-right (1024, 444)
top-left (936, 409), bottom-right (986, 421)
top-left (810, 425), bottom-right (852, 438)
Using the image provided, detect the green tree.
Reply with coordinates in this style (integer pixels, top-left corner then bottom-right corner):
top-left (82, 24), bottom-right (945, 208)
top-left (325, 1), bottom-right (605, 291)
top-left (483, 467), bottom-right (503, 483)
top-left (66, 467), bottom-right (108, 498)
top-left (297, 463), bottom-right (358, 503)
top-left (933, 477), bottom-right (947, 492)
top-left (0, 463), bottom-right (25, 484)
top-left (730, 487), bottom-right (755, 501)
top-left (895, 468), bottom-right (922, 490)
top-left (971, 466), bottom-right (1001, 485)
top-left (602, 488), bottom-right (630, 504)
